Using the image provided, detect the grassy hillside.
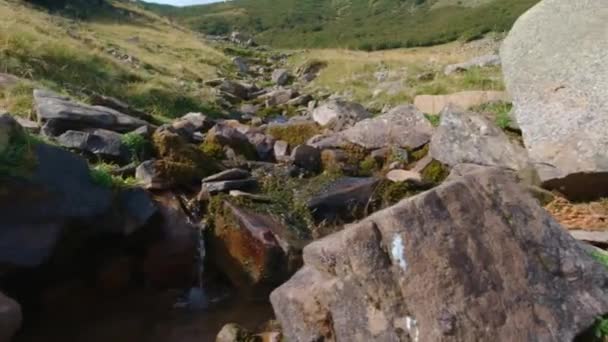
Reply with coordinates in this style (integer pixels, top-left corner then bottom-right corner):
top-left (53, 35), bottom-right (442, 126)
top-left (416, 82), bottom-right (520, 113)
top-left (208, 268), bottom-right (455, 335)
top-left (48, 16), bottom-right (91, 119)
top-left (0, 0), bottom-right (228, 121)
top-left (145, 0), bottom-right (540, 50)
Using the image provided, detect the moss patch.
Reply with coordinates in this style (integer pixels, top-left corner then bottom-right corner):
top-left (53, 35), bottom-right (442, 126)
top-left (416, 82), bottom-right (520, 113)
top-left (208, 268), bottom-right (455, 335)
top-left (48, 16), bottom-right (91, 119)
top-left (266, 122), bottom-right (321, 147)
top-left (421, 160), bottom-right (449, 184)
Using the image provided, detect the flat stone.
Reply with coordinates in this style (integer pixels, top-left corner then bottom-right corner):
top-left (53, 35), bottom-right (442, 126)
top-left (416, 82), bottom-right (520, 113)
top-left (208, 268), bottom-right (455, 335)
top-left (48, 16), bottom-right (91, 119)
top-left (203, 168), bottom-right (251, 183)
top-left (202, 178), bottom-right (258, 194)
top-left (386, 169), bottom-right (422, 183)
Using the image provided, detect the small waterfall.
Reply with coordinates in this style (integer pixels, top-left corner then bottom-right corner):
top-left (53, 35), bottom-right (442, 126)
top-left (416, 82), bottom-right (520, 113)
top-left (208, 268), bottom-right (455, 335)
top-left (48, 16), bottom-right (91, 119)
top-left (184, 222), bottom-right (209, 310)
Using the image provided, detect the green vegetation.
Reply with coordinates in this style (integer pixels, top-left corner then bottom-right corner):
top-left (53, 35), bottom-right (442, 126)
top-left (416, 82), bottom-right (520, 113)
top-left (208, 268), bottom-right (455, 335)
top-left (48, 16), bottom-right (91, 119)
top-left (421, 160), bottom-right (449, 183)
top-left (120, 132), bottom-right (151, 162)
top-left (0, 0), bottom-right (227, 119)
top-left (148, 0), bottom-right (539, 50)
top-left (592, 250), bottom-right (608, 269)
top-left (0, 127), bottom-right (40, 179)
top-left (89, 163), bottom-right (140, 189)
top-left (472, 101), bottom-right (513, 129)
top-left (266, 122), bottom-right (321, 147)
top-left (424, 114), bottom-right (441, 127)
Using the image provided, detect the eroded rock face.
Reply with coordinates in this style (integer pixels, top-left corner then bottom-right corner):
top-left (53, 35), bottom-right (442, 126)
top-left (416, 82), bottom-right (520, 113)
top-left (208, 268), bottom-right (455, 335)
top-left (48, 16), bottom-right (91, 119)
top-left (430, 106), bottom-right (529, 170)
top-left (500, 0), bottom-right (608, 200)
top-left (340, 105), bottom-right (433, 150)
top-left (34, 89), bottom-right (147, 135)
top-left (0, 292), bottom-right (22, 342)
top-left (210, 202), bottom-right (304, 297)
top-left (271, 169), bottom-right (608, 342)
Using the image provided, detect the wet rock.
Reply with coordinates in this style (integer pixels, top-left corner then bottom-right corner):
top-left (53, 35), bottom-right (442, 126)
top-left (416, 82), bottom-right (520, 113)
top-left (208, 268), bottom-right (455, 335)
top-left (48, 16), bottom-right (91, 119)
top-left (444, 54), bottom-right (501, 75)
top-left (271, 68), bottom-right (290, 86)
top-left (34, 89), bottom-right (147, 135)
top-left (202, 179), bottom-right (258, 194)
top-left (0, 292), bottom-right (22, 342)
top-left (430, 106), bottom-right (529, 170)
top-left (312, 100), bottom-right (371, 131)
top-left (203, 168), bottom-right (250, 183)
top-left (272, 168), bottom-right (608, 342)
top-left (210, 202), bottom-right (304, 297)
top-left (414, 90), bottom-right (510, 115)
top-left (340, 105), bottom-right (433, 150)
top-left (57, 129), bottom-right (129, 162)
top-left (501, 0), bottom-right (608, 201)
top-left (291, 145), bottom-right (321, 173)
top-left (307, 177), bottom-right (380, 224)
top-left (143, 192), bottom-right (198, 288)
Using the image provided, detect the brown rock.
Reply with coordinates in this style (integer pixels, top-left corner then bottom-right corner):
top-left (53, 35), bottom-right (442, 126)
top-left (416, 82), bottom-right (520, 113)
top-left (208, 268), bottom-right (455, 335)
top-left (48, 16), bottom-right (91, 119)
top-left (271, 168), bottom-right (608, 342)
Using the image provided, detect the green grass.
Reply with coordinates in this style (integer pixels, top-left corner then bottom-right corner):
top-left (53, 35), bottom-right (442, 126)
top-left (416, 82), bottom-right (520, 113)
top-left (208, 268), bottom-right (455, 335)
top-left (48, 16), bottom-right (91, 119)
top-left (0, 0), bottom-right (227, 120)
top-left (148, 0), bottom-right (540, 50)
top-left (120, 131), bottom-right (151, 162)
top-left (471, 101), bottom-right (513, 129)
top-left (424, 114), bottom-right (441, 127)
top-left (90, 163), bottom-right (140, 189)
top-left (0, 127), bottom-right (44, 179)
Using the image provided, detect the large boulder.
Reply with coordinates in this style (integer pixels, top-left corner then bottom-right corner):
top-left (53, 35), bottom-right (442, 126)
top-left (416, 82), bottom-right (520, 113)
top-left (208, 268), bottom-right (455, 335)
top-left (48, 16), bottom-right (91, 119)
top-left (500, 0), bottom-right (608, 200)
top-left (0, 292), bottom-right (21, 342)
top-left (340, 105), bottom-right (433, 150)
top-left (34, 89), bottom-right (147, 135)
top-left (210, 202), bottom-right (304, 297)
top-left (312, 100), bottom-right (371, 131)
top-left (57, 129), bottom-right (129, 162)
top-left (271, 168), bottom-right (608, 341)
top-left (414, 90), bottom-right (510, 115)
top-left (430, 106), bottom-right (529, 170)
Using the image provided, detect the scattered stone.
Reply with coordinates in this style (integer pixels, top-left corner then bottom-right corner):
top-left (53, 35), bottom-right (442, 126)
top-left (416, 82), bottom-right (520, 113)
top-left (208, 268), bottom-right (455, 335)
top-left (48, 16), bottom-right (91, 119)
top-left (340, 105), bottom-right (433, 150)
top-left (501, 0), bottom-right (608, 200)
top-left (271, 68), bottom-right (290, 86)
top-left (206, 123), bottom-right (257, 160)
top-left (286, 94), bottom-right (313, 107)
top-left (218, 80), bottom-right (252, 101)
top-left (414, 90), bottom-right (510, 115)
top-left (202, 178), bottom-right (258, 194)
top-left (312, 100), bottom-right (371, 131)
top-left (297, 60), bottom-right (327, 82)
top-left (273, 140), bottom-right (290, 162)
top-left (209, 202), bottom-right (304, 297)
top-left (271, 168), bottom-right (608, 341)
top-left (171, 112), bottom-right (214, 139)
top-left (239, 103), bottom-right (260, 116)
top-left (34, 89), bottom-right (148, 135)
top-left (246, 132), bottom-right (276, 161)
top-left (90, 93), bottom-right (154, 122)
top-left (386, 169), bottom-right (422, 183)
top-left (291, 145), bottom-right (321, 173)
top-left (430, 106), bottom-right (529, 170)
top-left (0, 292), bottom-right (22, 342)
top-left (307, 177), bottom-right (380, 224)
top-left (261, 88), bottom-right (297, 106)
top-left (444, 54), bottom-right (501, 75)
top-left (135, 160), bottom-right (166, 190)
top-left (203, 168), bottom-right (250, 183)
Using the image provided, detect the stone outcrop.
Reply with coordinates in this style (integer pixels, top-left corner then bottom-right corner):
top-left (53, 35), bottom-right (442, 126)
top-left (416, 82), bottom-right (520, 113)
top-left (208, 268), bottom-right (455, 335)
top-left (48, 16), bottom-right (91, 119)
top-left (430, 106), bottom-right (529, 170)
top-left (500, 0), bottom-right (608, 200)
top-left (34, 89), bottom-right (147, 135)
top-left (271, 168), bottom-right (608, 342)
top-left (414, 90), bottom-right (510, 115)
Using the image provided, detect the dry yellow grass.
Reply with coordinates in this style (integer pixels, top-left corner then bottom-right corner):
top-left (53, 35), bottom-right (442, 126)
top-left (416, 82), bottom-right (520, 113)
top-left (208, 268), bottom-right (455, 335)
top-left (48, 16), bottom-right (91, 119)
top-left (545, 197), bottom-right (608, 231)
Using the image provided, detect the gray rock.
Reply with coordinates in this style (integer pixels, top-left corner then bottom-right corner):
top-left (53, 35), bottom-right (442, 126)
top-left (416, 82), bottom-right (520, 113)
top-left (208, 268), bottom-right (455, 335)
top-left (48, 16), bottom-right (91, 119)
top-left (203, 168), bottom-right (250, 183)
top-left (286, 94), bottom-right (313, 107)
top-left (117, 188), bottom-right (158, 235)
top-left (274, 140), bottom-right (290, 162)
top-left (246, 132), bottom-right (276, 161)
top-left (34, 89), bottom-right (147, 135)
top-left (135, 160), bottom-right (166, 190)
top-left (291, 145), bottom-right (321, 173)
top-left (385, 169), bottom-right (422, 183)
top-left (307, 177), bottom-right (381, 224)
top-left (13, 116), bottom-right (40, 134)
top-left (57, 129), bottom-right (128, 162)
top-left (429, 106), bottom-right (529, 170)
top-left (271, 68), bottom-right (290, 86)
top-left (90, 93), bottom-right (153, 122)
top-left (218, 80), bottom-right (252, 100)
top-left (216, 323), bottom-right (255, 342)
top-left (500, 0), bottom-right (608, 200)
top-left (444, 54), bottom-right (501, 75)
top-left (271, 168), bottom-right (608, 342)
top-left (171, 112), bottom-right (214, 139)
top-left (262, 88), bottom-right (297, 106)
top-left (0, 292), bottom-right (21, 342)
top-left (296, 60), bottom-right (327, 83)
top-left (341, 104), bottom-right (433, 150)
top-left (312, 100), bottom-right (371, 130)
top-left (201, 178), bottom-right (258, 194)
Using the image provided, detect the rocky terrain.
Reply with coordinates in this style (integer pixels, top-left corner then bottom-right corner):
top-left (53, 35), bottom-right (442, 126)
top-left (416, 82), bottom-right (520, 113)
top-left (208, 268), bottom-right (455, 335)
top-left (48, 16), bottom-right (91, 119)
top-left (0, 0), bottom-right (607, 341)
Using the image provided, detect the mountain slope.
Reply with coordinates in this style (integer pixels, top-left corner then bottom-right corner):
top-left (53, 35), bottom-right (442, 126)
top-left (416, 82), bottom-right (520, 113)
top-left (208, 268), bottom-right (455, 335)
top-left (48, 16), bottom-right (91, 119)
top-left (0, 0), bottom-right (227, 120)
top-left (145, 0), bottom-right (540, 50)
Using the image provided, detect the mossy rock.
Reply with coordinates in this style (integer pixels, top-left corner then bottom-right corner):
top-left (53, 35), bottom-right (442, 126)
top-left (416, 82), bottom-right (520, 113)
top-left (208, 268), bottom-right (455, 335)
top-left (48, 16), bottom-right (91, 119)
top-left (266, 122), bottom-right (321, 147)
top-left (152, 129), bottom-right (220, 184)
top-left (421, 159), bottom-right (449, 184)
top-left (204, 128), bottom-right (258, 161)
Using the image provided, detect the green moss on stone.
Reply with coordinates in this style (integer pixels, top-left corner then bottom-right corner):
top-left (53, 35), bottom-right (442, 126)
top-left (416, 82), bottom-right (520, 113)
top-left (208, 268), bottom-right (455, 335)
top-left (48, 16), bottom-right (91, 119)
top-left (266, 122), bottom-right (321, 147)
top-left (421, 160), bottom-right (449, 184)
